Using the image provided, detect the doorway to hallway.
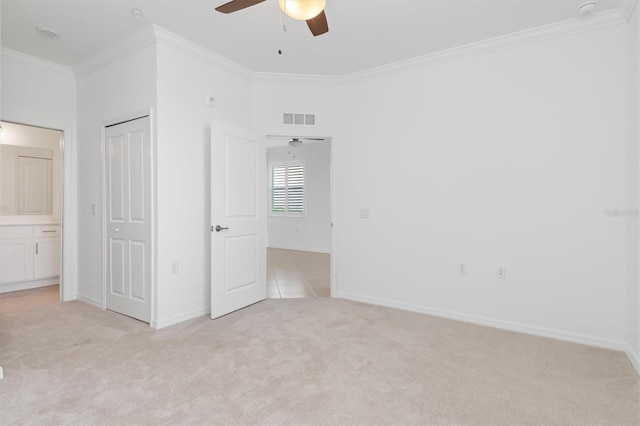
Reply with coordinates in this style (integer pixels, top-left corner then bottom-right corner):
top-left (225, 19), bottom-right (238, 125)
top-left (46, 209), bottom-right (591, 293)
top-left (265, 135), bottom-right (333, 300)
top-left (267, 248), bottom-right (330, 298)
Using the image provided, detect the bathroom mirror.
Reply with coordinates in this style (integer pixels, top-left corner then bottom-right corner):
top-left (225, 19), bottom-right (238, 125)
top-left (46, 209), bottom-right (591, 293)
top-left (0, 122), bottom-right (62, 217)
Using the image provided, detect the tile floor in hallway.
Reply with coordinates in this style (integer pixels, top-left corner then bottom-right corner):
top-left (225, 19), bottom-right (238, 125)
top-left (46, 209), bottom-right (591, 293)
top-left (0, 285), bottom-right (59, 313)
top-left (267, 248), bottom-right (330, 299)
top-left (0, 252), bottom-right (325, 310)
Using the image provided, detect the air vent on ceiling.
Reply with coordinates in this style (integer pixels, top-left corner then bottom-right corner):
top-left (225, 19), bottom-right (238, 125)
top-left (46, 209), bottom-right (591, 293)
top-left (283, 113), bottom-right (316, 126)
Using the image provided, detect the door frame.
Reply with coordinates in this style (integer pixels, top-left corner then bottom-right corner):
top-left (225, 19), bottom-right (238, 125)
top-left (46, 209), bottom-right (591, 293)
top-left (100, 109), bottom-right (156, 325)
top-left (264, 132), bottom-right (338, 297)
top-left (0, 119), bottom-right (67, 300)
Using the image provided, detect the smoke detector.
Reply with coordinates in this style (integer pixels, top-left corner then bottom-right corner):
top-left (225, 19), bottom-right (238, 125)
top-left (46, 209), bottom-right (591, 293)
top-left (577, 1), bottom-right (598, 16)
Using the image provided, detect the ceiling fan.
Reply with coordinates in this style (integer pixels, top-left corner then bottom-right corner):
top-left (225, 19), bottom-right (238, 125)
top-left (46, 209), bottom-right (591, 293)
top-left (288, 137), bottom-right (325, 147)
top-left (215, 0), bottom-right (329, 36)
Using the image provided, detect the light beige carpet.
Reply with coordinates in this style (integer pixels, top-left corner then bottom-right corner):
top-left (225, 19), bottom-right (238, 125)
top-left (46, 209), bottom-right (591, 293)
top-left (1, 297), bottom-right (638, 425)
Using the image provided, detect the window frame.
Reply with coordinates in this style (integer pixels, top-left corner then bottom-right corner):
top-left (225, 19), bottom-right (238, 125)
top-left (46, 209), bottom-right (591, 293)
top-left (268, 161), bottom-right (306, 218)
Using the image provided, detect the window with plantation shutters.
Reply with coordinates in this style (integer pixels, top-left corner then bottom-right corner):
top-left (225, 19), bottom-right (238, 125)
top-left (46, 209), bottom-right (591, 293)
top-left (269, 163), bottom-right (304, 216)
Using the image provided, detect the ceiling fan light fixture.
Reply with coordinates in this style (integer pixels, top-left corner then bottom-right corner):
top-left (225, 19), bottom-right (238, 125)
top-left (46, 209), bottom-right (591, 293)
top-left (278, 0), bottom-right (325, 21)
top-left (36, 26), bottom-right (60, 39)
top-left (289, 138), bottom-right (303, 147)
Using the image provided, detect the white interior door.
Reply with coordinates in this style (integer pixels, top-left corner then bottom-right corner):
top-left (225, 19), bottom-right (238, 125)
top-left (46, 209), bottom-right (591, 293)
top-left (211, 120), bottom-right (266, 319)
top-left (105, 116), bottom-right (151, 323)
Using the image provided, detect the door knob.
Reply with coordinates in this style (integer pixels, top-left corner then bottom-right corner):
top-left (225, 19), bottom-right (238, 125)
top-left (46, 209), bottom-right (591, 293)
top-left (215, 225), bottom-right (229, 232)
top-left (114, 228), bottom-right (120, 233)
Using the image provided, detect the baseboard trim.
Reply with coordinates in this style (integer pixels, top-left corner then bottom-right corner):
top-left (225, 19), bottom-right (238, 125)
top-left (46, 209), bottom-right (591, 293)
top-left (625, 345), bottom-right (640, 376)
top-left (76, 293), bottom-right (102, 308)
top-left (152, 306), bottom-right (211, 329)
top-left (0, 278), bottom-right (58, 293)
top-left (267, 244), bottom-right (330, 254)
top-left (336, 292), bottom-right (628, 353)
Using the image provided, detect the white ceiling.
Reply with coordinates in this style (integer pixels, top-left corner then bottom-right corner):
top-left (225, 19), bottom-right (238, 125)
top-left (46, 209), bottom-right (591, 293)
top-left (0, 0), bottom-right (629, 76)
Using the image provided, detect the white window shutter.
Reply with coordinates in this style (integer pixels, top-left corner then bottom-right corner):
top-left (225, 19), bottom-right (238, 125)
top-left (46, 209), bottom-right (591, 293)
top-left (269, 163), bottom-right (304, 216)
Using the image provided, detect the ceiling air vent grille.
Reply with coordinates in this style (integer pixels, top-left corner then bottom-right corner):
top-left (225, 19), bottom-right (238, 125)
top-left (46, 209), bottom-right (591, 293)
top-left (283, 113), bottom-right (316, 126)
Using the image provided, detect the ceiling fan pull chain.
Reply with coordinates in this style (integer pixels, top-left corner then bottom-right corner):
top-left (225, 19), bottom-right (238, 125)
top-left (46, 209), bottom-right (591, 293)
top-left (278, 10), bottom-right (284, 55)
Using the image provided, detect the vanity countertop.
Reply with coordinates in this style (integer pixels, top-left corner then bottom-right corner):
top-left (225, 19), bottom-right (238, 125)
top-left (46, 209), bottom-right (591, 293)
top-left (0, 222), bottom-right (60, 227)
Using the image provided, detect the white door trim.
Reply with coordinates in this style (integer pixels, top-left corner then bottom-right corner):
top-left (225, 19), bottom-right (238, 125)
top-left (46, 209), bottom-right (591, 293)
top-left (101, 109), bottom-right (156, 325)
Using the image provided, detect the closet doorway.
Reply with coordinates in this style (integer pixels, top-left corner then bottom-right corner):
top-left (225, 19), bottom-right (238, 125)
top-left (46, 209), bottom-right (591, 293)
top-left (0, 121), bottom-right (64, 301)
top-left (265, 136), bottom-right (332, 299)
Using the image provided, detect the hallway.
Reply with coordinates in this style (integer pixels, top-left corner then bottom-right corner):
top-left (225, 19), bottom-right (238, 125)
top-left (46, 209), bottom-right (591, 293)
top-left (267, 248), bottom-right (330, 299)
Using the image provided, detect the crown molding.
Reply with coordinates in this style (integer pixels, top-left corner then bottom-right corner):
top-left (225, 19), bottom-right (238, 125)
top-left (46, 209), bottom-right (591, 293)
top-left (618, 0), bottom-right (638, 21)
top-left (14, 3), bottom-right (634, 86)
top-left (153, 26), bottom-right (253, 83)
top-left (342, 9), bottom-right (627, 84)
top-left (73, 25), bottom-right (156, 79)
top-left (1, 48), bottom-right (74, 78)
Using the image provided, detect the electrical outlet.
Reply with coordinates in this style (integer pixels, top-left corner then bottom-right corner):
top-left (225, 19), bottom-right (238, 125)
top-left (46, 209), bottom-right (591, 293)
top-left (458, 263), bottom-right (467, 275)
top-left (171, 262), bottom-right (179, 274)
top-left (360, 208), bottom-right (369, 219)
top-left (497, 267), bottom-right (506, 279)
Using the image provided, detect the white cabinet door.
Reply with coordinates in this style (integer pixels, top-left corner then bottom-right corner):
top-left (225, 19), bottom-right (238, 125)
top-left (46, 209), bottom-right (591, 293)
top-left (34, 238), bottom-right (60, 279)
top-left (17, 157), bottom-right (52, 215)
top-left (0, 239), bottom-right (33, 283)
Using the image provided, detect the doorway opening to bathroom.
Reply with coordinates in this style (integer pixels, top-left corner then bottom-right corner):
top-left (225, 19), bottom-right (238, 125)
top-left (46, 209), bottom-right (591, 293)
top-left (0, 121), bottom-right (64, 304)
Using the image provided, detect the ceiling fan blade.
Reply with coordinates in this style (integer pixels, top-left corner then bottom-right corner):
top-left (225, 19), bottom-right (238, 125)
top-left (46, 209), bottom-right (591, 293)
top-left (215, 0), bottom-right (266, 14)
top-left (303, 138), bottom-right (325, 141)
top-left (306, 10), bottom-right (329, 36)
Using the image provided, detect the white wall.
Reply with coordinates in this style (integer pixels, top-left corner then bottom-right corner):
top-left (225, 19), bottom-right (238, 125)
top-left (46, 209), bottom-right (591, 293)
top-left (252, 75), bottom-right (343, 255)
top-left (336, 24), bottom-right (631, 349)
top-left (267, 142), bottom-right (331, 253)
top-left (627, 2), bottom-right (640, 369)
top-left (154, 35), bottom-right (254, 328)
top-left (252, 75), bottom-right (342, 138)
top-left (75, 44), bottom-right (157, 306)
top-left (0, 49), bottom-right (77, 301)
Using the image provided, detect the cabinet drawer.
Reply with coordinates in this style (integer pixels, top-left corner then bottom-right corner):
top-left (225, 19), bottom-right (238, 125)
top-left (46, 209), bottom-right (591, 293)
top-left (0, 226), bottom-right (32, 240)
top-left (33, 225), bottom-right (61, 237)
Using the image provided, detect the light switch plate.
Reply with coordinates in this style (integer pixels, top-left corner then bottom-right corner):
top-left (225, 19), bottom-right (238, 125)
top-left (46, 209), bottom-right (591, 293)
top-left (497, 267), bottom-right (506, 279)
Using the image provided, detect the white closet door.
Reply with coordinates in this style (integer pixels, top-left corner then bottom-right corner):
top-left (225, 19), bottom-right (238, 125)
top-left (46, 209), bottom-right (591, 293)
top-left (105, 116), bottom-right (152, 323)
